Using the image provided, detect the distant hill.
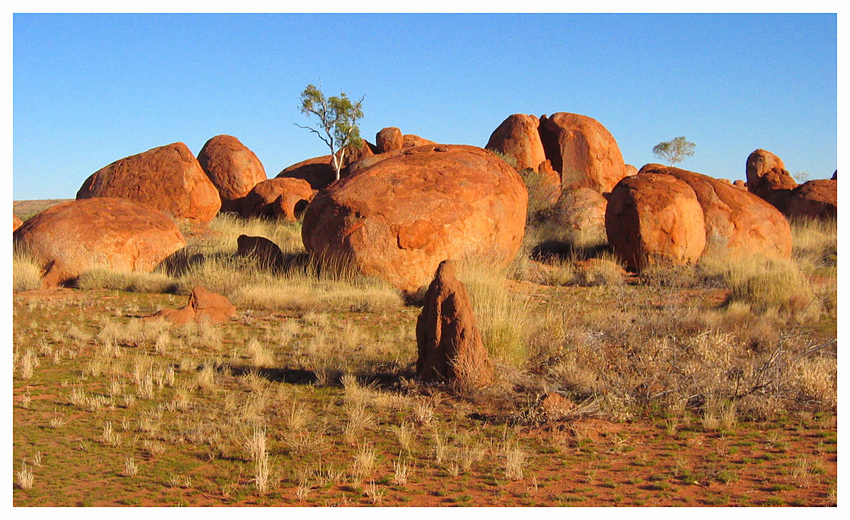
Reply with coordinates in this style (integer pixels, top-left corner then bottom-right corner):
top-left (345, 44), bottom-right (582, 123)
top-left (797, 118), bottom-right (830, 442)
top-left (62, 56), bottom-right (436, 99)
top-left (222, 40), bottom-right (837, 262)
top-left (13, 199), bottom-right (72, 221)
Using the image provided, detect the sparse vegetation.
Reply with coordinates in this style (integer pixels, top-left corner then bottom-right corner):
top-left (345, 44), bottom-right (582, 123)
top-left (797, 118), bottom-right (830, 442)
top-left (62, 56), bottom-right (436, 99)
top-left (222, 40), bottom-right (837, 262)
top-left (12, 212), bottom-right (835, 506)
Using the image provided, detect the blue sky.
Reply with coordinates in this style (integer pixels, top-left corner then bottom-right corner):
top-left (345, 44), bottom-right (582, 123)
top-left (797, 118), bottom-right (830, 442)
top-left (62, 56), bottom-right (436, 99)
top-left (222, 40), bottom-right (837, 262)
top-left (12, 11), bottom-right (837, 200)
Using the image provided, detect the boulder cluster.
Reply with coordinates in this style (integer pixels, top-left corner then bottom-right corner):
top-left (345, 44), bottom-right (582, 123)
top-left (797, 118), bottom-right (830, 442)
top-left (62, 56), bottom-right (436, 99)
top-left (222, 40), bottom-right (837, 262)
top-left (13, 112), bottom-right (836, 390)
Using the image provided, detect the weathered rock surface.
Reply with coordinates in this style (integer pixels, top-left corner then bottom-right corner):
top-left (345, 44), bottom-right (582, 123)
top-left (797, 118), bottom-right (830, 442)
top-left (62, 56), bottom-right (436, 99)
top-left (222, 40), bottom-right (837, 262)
top-left (13, 197), bottom-right (186, 288)
top-left (302, 145), bottom-right (528, 293)
top-left (606, 174), bottom-right (706, 271)
top-left (639, 164), bottom-right (792, 259)
top-left (745, 149), bottom-right (797, 211)
top-left (486, 114), bottom-right (547, 172)
top-left (13, 214), bottom-right (22, 232)
top-left (153, 286), bottom-right (236, 325)
top-left (402, 134), bottom-right (437, 148)
top-left (376, 127), bottom-right (404, 154)
top-left (539, 112), bottom-right (628, 193)
top-left (235, 234), bottom-right (286, 270)
top-left (416, 260), bottom-right (492, 389)
top-left (197, 135), bottom-right (267, 213)
top-left (241, 178), bottom-right (316, 221)
top-left (76, 142), bottom-right (221, 223)
top-left (551, 188), bottom-right (608, 245)
top-left (277, 155), bottom-right (336, 190)
top-left (733, 180), bottom-right (747, 190)
top-left (785, 179), bottom-right (837, 220)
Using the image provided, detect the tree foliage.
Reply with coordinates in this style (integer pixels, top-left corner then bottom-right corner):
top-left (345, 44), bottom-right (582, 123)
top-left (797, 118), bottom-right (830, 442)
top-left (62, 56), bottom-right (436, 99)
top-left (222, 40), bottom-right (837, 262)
top-left (297, 83), bottom-right (365, 181)
top-left (652, 136), bottom-right (696, 167)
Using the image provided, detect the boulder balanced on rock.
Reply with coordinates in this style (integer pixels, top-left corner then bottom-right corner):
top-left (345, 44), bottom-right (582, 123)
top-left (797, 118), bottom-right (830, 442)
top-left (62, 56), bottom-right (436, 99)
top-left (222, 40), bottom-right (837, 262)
top-left (416, 260), bottom-right (492, 390)
top-left (197, 134), bottom-right (267, 214)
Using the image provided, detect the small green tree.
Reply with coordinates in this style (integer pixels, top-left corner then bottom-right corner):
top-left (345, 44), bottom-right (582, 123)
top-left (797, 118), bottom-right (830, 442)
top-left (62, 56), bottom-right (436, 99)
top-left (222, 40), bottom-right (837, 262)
top-left (652, 136), bottom-right (696, 167)
top-left (297, 83), bottom-right (365, 181)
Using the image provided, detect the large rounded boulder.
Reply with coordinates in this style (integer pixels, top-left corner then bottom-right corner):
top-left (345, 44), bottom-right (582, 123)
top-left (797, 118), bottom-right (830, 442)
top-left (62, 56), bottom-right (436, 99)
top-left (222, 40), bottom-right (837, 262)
top-left (13, 198), bottom-right (186, 288)
top-left (486, 114), bottom-right (547, 172)
top-left (376, 127), bottom-right (404, 154)
top-left (302, 145), bottom-right (528, 293)
top-left (77, 142), bottom-right (221, 223)
top-left (551, 187), bottom-right (608, 247)
top-left (606, 174), bottom-right (706, 272)
top-left (640, 164), bottom-right (792, 259)
top-left (538, 112), bottom-right (628, 193)
top-left (197, 135), bottom-right (267, 213)
top-left (785, 179), bottom-right (837, 220)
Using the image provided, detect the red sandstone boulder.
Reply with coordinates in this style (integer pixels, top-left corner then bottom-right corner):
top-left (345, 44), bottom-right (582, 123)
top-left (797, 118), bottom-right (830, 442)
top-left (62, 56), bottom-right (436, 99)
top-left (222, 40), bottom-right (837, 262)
top-left (235, 234), bottom-right (286, 270)
top-left (606, 174), bottom-right (706, 271)
top-left (640, 164), bottom-right (792, 259)
top-left (376, 127), bottom-right (404, 154)
top-left (416, 260), bottom-right (492, 390)
top-left (153, 286), bottom-right (236, 325)
top-left (241, 178), bottom-right (316, 221)
top-left (746, 149), bottom-right (797, 211)
top-left (733, 180), bottom-right (747, 190)
top-left (624, 164), bottom-right (638, 177)
top-left (13, 198), bottom-right (186, 288)
top-left (13, 214), bottom-right (22, 232)
top-left (197, 135), bottom-right (267, 214)
top-left (302, 145), bottom-right (528, 293)
top-left (486, 114), bottom-right (547, 172)
top-left (785, 179), bottom-right (837, 220)
top-left (539, 112), bottom-right (628, 193)
top-left (77, 142), bottom-right (221, 223)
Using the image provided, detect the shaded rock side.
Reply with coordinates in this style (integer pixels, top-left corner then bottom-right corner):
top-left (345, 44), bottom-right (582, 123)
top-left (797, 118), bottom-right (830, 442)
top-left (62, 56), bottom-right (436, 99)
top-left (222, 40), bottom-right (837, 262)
top-left (13, 197), bottom-right (186, 288)
top-left (241, 177), bottom-right (316, 221)
top-left (785, 179), bottom-right (837, 220)
top-left (416, 260), bottom-right (492, 388)
top-left (197, 134), bottom-right (267, 213)
top-left (605, 174), bottom-right (706, 272)
top-left (640, 163), bottom-right (792, 259)
top-left (301, 145), bottom-right (528, 293)
top-left (235, 234), bottom-right (286, 270)
top-left (486, 114), bottom-right (547, 172)
top-left (76, 142), bottom-right (221, 223)
top-left (538, 112), bottom-right (628, 193)
top-left (153, 286), bottom-right (236, 325)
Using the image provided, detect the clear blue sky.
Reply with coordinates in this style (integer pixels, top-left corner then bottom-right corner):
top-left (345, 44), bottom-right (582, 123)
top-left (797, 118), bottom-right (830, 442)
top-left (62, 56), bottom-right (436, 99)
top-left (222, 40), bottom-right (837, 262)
top-left (12, 12), bottom-right (837, 200)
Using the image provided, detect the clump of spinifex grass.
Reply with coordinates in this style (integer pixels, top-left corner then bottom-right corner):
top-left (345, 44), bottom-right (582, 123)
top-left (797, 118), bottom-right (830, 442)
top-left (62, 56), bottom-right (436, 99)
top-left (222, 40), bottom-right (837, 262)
top-left (12, 247), bottom-right (42, 292)
top-left (457, 259), bottom-right (533, 369)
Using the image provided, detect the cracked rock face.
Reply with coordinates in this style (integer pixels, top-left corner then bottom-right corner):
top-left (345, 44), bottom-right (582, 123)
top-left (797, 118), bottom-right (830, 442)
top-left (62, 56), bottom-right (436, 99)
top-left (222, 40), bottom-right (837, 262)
top-left (13, 197), bottom-right (186, 288)
top-left (301, 145), bottom-right (528, 293)
top-left (638, 164), bottom-right (792, 260)
top-left (77, 142), bottom-right (221, 223)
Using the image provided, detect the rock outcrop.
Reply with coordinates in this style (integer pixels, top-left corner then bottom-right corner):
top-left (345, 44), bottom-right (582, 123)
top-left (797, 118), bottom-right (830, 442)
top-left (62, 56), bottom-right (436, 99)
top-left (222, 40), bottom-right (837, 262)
top-left (301, 145), bottom-right (527, 293)
top-left (152, 286), bottom-right (236, 325)
top-left (13, 198), bottom-right (186, 288)
top-left (550, 188), bottom-right (608, 246)
top-left (235, 234), bottom-right (286, 270)
top-left (538, 112), bottom-right (628, 193)
top-left (606, 174), bottom-right (706, 271)
top-left (197, 135), bottom-right (267, 213)
top-left (376, 127), bottom-right (404, 154)
top-left (76, 142), bottom-right (221, 223)
top-left (785, 180), bottom-right (837, 220)
top-left (745, 149), bottom-right (797, 211)
top-left (416, 260), bottom-right (492, 389)
top-left (13, 214), bottom-right (22, 232)
top-left (485, 114), bottom-right (547, 172)
top-left (241, 178), bottom-right (316, 221)
top-left (640, 164), bottom-right (792, 259)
